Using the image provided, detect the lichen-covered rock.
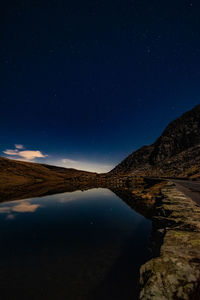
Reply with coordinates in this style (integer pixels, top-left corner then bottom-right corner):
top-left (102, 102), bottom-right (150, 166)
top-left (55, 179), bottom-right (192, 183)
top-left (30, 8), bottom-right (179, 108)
top-left (139, 183), bottom-right (200, 300)
top-left (140, 255), bottom-right (200, 300)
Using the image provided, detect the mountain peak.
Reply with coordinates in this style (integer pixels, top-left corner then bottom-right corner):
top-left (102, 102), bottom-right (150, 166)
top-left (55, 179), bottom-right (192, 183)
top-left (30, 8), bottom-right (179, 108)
top-left (110, 105), bottom-right (200, 178)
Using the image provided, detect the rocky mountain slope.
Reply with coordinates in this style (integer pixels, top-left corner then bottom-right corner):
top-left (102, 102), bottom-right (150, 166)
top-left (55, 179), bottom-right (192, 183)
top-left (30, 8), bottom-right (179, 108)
top-left (110, 105), bottom-right (200, 178)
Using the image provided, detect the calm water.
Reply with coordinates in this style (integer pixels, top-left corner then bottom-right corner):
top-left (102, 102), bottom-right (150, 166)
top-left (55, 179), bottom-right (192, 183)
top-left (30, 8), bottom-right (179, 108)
top-left (0, 188), bottom-right (151, 300)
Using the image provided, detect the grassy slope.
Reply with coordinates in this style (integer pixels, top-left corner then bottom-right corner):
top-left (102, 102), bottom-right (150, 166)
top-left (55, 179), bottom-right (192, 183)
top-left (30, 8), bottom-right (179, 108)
top-left (0, 156), bottom-right (97, 201)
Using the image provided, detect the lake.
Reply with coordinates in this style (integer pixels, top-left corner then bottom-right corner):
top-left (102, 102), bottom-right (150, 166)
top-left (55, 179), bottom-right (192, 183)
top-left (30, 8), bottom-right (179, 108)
top-left (0, 188), bottom-right (151, 300)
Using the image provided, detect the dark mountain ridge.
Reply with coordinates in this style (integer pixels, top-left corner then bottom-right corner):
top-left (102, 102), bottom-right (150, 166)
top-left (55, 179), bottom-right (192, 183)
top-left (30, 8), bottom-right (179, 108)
top-left (1, 104), bottom-right (200, 201)
top-left (110, 105), bottom-right (200, 178)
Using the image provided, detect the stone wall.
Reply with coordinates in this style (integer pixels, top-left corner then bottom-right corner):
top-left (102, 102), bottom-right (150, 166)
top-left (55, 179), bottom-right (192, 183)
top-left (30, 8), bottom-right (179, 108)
top-left (139, 183), bottom-right (200, 300)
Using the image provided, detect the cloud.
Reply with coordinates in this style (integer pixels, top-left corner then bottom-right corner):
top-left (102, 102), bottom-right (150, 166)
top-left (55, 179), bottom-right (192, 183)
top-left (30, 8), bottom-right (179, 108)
top-left (62, 158), bottom-right (77, 164)
top-left (16, 150), bottom-right (47, 160)
top-left (3, 145), bottom-right (47, 161)
top-left (58, 188), bottom-right (113, 203)
top-left (3, 145), bottom-right (112, 172)
top-left (0, 200), bottom-right (41, 217)
top-left (12, 201), bottom-right (40, 213)
top-left (60, 158), bottom-right (113, 173)
top-left (0, 207), bottom-right (11, 213)
top-left (4, 149), bottom-right (19, 155)
top-left (15, 144), bottom-right (24, 149)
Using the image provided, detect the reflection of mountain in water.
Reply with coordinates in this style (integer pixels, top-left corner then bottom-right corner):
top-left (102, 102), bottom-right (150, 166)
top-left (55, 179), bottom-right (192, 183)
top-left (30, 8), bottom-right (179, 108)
top-left (0, 187), bottom-right (152, 300)
top-left (0, 179), bottom-right (155, 220)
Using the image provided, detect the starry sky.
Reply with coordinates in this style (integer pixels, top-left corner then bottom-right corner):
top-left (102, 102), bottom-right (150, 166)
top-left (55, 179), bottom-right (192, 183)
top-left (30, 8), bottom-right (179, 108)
top-left (1, 0), bottom-right (200, 172)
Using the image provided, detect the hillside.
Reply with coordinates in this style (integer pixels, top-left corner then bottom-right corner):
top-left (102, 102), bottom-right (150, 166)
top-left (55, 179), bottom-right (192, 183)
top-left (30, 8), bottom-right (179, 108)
top-left (110, 105), bottom-right (200, 179)
top-left (0, 156), bottom-right (97, 201)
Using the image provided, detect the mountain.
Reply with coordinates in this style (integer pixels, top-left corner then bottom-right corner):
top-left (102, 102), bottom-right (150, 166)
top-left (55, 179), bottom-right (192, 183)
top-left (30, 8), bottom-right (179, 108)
top-left (110, 105), bottom-right (200, 178)
top-left (0, 156), bottom-right (97, 201)
top-left (1, 104), bottom-right (200, 201)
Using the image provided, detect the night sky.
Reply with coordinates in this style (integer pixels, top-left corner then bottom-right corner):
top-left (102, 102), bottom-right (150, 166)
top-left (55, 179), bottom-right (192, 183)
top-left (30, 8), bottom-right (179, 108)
top-left (1, 0), bottom-right (200, 172)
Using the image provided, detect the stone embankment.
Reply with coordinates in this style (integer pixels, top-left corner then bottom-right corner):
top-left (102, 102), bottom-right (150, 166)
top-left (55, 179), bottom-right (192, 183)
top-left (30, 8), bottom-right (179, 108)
top-left (139, 182), bottom-right (200, 300)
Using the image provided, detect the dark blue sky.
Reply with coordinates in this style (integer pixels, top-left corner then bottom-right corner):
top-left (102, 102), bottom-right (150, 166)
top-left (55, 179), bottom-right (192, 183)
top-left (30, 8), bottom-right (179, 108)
top-left (1, 0), bottom-right (200, 172)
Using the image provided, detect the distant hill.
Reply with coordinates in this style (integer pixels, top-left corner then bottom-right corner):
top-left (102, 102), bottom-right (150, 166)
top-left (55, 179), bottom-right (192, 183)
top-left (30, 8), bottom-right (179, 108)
top-left (1, 104), bottom-right (200, 201)
top-left (110, 105), bottom-right (200, 179)
top-left (0, 156), bottom-right (97, 201)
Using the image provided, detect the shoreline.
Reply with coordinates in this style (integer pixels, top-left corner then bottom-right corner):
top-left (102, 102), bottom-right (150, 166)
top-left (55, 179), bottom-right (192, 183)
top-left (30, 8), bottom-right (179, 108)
top-left (139, 182), bottom-right (200, 300)
top-left (1, 175), bottom-right (200, 299)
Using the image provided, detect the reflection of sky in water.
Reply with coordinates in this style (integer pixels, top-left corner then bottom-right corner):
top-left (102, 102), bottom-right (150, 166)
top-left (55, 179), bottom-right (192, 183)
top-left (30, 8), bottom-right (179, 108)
top-left (0, 188), bottom-right (144, 228)
top-left (0, 188), bottom-right (151, 300)
top-left (0, 188), bottom-right (112, 220)
top-left (0, 200), bottom-right (41, 220)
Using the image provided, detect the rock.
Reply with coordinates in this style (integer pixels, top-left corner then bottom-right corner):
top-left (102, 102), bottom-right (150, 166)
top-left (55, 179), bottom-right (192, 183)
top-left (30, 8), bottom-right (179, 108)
top-left (109, 105), bottom-right (200, 179)
top-left (139, 183), bottom-right (200, 300)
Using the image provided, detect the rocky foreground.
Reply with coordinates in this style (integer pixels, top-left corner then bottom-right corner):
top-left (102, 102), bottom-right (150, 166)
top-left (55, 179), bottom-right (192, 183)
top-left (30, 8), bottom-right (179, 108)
top-left (139, 182), bottom-right (200, 300)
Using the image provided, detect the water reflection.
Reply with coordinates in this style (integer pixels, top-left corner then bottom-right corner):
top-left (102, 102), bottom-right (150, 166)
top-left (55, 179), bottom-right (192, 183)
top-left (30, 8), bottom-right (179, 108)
top-left (0, 187), bottom-right (152, 300)
top-left (0, 199), bottom-right (41, 220)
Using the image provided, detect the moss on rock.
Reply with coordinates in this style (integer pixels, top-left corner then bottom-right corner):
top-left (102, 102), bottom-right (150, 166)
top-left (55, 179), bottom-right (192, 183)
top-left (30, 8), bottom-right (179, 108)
top-left (139, 183), bottom-right (200, 300)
